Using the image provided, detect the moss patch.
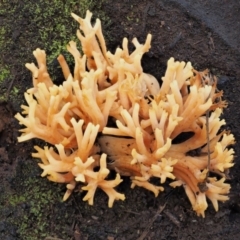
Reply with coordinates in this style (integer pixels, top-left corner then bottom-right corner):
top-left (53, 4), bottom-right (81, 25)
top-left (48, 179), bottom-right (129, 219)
top-left (0, 159), bottom-right (75, 240)
top-left (0, 0), bottom-right (111, 101)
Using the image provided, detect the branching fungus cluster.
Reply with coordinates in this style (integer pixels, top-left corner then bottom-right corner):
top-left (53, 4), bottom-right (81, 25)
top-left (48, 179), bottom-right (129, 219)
top-left (15, 11), bottom-right (235, 217)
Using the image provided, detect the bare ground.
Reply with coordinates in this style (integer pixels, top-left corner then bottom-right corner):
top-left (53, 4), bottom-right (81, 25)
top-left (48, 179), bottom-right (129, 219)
top-left (0, 0), bottom-right (240, 239)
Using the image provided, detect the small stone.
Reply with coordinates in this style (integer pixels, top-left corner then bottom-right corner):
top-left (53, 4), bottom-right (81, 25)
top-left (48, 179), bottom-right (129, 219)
top-left (107, 237), bottom-right (115, 240)
top-left (148, 7), bottom-right (156, 16)
top-left (91, 215), bottom-right (99, 220)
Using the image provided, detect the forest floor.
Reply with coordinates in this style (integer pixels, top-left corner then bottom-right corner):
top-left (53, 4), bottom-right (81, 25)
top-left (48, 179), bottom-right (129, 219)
top-left (0, 0), bottom-right (240, 239)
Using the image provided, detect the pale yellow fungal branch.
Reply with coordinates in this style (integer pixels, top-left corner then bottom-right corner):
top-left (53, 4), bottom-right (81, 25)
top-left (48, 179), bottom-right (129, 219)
top-left (25, 48), bottom-right (54, 88)
top-left (131, 177), bottom-right (164, 197)
top-left (159, 57), bottom-right (193, 98)
top-left (15, 67), bottom-right (118, 147)
top-left (81, 154), bottom-right (125, 207)
top-left (170, 176), bottom-right (231, 218)
top-left (150, 158), bottom-right (178, 184)
top-left (66, 41), bottom-right (86, 81)
top-left (31, 119), bottom-right (100, 198)
top-left (31, 120), bottom-right (125, 205)
top-left (15, 86), bottom-right (76, 147)
top-left (100, 56), bottom-right (234, 216)
top-left (205, 178), bottom-right (230, 212)
top-left (15, 10), bottom-right (235, 214)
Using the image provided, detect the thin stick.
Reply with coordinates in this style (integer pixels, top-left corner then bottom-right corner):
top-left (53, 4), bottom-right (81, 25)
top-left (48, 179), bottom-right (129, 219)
top-left (72, 194), bottom-right (83, 218)
top-left (201, 72), bottom-right (212, 179)
top-left (206, 109), bottom-right (210, 178)
top-left (137, 203), bottom-right (166, 240)
top-left (123, 210), bottom-right (141, 215)
top-left (6, 77), bottom-right (15, 100)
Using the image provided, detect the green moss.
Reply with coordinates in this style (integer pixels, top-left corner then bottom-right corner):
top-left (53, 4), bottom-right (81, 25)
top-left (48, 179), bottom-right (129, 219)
top-left (0, 26), bottom-right (6, 51)
top-left (1, 160), bottom-right (72, 240)
top-left (0, 0), bottom-right (111, 90)
top-left (0, 68), bottom-right (10, 84)
top-left (0, 24), bottom-right (12, 98)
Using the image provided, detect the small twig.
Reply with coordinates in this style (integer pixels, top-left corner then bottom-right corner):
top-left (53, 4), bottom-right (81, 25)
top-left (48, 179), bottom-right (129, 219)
top-left (200, 73), bottom-right (212, 180)
top-left (6, 78), bottom-right (15, 100)
top-left (123, 209), bottom-right (141, 215)
top-left (71, 220), bottom-right (77, 231)
top-left (164, 189), bottom-right (176, 201)
top-left (45, 237), bottom-right (64, 240)
top-left (164, 210), bottom-right (181, 227)
top-left (206, 109), bottom-right (210, 178)
top-left (142, 3), bottom-right (150, 32)
top-left (193, 40), bottom-right (204, 45)
top-left (207, 32), bottom-right (215, 50)
top-left (72, 194), bottom-right (83, 218)
top-left (169, 32), bottom-right (182, 49)
top-left (137, 203), bottom-right (166, 240)
top-left (209, 36), bottom-right (215, 49)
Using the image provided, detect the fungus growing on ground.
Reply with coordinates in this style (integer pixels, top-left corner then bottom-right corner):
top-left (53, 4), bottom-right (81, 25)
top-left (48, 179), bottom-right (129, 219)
top-left (15, 10), bottom-right (235, 217)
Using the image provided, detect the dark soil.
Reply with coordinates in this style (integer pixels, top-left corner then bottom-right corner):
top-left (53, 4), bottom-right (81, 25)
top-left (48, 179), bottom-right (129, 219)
top-left (1, 0), bottom-right (240, 239)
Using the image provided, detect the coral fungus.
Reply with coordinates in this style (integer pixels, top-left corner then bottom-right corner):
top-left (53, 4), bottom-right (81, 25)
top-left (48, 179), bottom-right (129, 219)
top-left (15, 10), bottom-right (235, 217)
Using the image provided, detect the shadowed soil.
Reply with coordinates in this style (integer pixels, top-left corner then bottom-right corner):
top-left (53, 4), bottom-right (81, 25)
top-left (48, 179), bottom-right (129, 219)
top-left (0, 0), bottom-right (240, 239)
